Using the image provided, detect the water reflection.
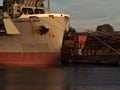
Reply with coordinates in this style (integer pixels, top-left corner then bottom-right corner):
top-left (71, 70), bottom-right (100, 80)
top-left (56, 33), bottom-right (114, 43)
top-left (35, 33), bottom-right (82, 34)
top-left (0, 66), bottom-right (120, 90)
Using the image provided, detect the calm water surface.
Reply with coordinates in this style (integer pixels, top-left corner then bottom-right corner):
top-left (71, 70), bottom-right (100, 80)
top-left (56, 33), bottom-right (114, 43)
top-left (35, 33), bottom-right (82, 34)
top-left (0, 65), bottom-right (120, 90)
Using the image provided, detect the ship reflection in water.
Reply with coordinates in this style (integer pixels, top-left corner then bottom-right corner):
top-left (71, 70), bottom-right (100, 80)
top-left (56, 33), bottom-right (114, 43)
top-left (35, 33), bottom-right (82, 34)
top-left (0, 65), bottom-right (120, 90)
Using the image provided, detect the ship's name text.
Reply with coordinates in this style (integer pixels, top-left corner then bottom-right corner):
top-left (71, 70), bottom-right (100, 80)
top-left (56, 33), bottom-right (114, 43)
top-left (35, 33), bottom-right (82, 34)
top-left (15, 20), bottom-right (40, 23)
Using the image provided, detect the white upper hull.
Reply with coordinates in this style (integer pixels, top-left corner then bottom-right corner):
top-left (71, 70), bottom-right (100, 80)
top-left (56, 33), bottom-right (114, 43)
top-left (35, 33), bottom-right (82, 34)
top-left (0, 14), bottom-right (70, 53)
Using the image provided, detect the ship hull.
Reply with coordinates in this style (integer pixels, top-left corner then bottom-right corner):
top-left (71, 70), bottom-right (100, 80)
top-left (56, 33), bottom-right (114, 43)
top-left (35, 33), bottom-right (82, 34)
top-left (0, 14), bottom-right (70, 67)
top-left (0, 52), bottom-right (61, 67)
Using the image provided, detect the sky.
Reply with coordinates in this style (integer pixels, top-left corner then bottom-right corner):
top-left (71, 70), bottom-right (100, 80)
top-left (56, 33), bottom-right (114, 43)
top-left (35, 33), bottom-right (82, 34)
top-left (1, 0), bottom-right (120, 31)
top-left (50, 0), bottom-right (120, 31)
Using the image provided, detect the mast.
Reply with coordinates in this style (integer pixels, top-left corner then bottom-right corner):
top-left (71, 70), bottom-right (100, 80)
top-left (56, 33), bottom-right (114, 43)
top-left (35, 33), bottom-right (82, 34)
top-left (48, 0), bottom-right (50, 12)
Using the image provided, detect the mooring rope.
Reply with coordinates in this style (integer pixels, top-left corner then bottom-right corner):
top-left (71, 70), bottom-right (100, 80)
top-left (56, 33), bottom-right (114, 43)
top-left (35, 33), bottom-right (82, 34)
top-left (88, 31), bottom-right (120, 55)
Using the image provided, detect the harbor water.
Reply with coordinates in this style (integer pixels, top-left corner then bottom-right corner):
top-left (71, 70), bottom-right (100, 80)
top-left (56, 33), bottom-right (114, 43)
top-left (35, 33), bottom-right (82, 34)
top-left (0, 65), bottom-right (120, 90)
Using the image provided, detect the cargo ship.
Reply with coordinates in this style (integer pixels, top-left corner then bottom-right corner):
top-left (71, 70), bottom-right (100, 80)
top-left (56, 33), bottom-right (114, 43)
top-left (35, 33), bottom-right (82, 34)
top-left (0, 0), bottom-right (70, 67)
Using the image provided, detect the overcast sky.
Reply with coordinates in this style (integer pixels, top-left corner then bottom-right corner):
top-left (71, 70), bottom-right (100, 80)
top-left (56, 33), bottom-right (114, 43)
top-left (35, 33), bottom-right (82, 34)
top-left (50, 0), bottom-right (120, 31)
top-left (1, 0), bottom-right (120, 31)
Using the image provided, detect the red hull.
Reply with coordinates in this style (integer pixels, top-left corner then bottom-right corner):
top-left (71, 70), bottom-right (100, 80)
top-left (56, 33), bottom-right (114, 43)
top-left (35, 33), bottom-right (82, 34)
top-left (0, 52), bottom-right (61, 67)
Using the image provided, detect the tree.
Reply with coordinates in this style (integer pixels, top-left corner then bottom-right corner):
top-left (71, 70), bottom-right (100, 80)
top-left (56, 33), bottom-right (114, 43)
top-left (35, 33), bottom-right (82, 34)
top-left (96, 24), bottom-right (114, 33)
